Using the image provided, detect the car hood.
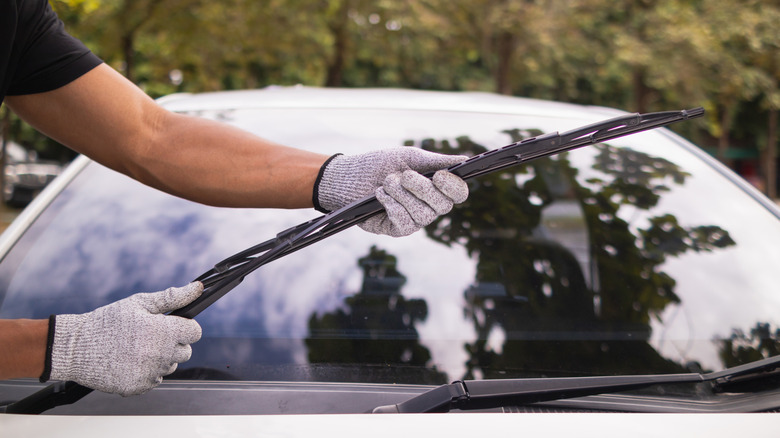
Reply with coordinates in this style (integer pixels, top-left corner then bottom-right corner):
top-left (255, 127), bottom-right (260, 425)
top-left (3, 412), bottom-right (780, 438)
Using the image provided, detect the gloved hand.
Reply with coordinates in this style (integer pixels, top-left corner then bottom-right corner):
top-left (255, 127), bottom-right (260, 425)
top-left (314, 147), bottom-right (469, 237)
top-left (44, 282), bottom-right (203, 396)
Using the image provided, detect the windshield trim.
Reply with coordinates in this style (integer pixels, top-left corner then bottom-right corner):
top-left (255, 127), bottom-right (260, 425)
top-left (655, 129), bottom-right (780, 220)
top-left (0, 156), bottom-right (90, 264)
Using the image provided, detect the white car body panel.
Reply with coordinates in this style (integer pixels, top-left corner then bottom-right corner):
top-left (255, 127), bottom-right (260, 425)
top-left (3, 413), bottom-right (780, 438)
top-left (2, 86), bottom-right (779, 434)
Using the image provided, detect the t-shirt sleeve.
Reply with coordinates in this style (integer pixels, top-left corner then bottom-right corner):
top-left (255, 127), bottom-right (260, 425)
top-left (6, 0), bottom-right (103, 96)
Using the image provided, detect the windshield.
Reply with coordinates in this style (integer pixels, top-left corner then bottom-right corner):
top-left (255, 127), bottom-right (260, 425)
top-left (1, 107), bottom-right (779, 388)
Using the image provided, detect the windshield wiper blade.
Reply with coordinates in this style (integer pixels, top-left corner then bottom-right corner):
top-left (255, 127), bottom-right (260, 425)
top-left (1, 107), bottom-right (702, 415)
top-left (171, 107), bottom-right (704, 319)
top-left (372, 355), bottom-right (780, 413)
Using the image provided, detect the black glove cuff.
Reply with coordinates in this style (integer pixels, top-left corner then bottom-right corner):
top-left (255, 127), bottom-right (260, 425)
top-left (39, 315), bottom-right (56, 383)
top-left (312, 153), bottom-right (342, 213)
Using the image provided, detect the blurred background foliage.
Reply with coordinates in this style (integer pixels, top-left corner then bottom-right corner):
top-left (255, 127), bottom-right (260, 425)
top-left (3, 0), bottom-right (779, 196)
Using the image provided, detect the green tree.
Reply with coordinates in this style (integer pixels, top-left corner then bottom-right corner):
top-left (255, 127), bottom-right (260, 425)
top-left (26, 0), bottom-right (780, 197)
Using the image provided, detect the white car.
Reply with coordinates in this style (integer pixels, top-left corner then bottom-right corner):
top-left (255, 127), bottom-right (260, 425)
top-left (1, 87), bottom-right (780, 436)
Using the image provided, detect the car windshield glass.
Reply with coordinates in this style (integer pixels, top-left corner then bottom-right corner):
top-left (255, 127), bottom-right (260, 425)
top-left (1, 107), bottom-right (779, 386)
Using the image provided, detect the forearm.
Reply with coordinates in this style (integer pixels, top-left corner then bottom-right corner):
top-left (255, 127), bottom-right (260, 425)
top-left (0, 319), bottom-right (48, 380)
top-left (129, 111), bottom-right (329, 208)
top-left (6, 64), bottom-right (329, 209)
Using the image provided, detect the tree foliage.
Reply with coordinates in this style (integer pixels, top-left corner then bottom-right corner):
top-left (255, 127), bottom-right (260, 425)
top-left (12, 0), bottom-right (777, 194)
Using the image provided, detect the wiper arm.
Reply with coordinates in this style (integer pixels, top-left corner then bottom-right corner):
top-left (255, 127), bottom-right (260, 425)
top-left (1, 107), bottom-right (703, 415)
top-left (372, 355), bottom-right (780, 413)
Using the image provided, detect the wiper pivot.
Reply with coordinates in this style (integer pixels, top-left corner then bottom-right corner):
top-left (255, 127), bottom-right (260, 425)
top-left (372, 374), bottom-right (702, 413)
top-left (372, 355), bottom-right (780, 413)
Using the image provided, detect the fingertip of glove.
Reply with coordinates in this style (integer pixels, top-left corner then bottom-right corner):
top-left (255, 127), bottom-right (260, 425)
top-left (189, 320), bottom-right (203, 343)
top-left (179, 317), bottom-right (203, 343)
top-left (447, 154), bottom-right (469, 165)
top-left (178, 281), bottom-right (205, 303)
top-left (144, 282), bottom-right (205, 314)
top-left (400, 168), bottom-right (424, 181)
top-left (189, 281), bottom-right (204, 296)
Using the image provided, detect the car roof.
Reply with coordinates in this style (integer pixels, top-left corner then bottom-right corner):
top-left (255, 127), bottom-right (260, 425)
top-left (156, 86), bottom-right (627, 121)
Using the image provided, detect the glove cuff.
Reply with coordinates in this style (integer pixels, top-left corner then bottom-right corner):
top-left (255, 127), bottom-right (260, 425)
top-left (312, 153), bottom-right (343, 213)
top-left (39, 315), bottom-right (57, 382)
top-left (49, 313), bottom-right (91, 383)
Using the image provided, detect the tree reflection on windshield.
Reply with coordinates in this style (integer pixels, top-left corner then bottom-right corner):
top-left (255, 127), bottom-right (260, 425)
top-left (718, 322), bottom-right (780, 368)
top-left (305, 246), bottom-right (447, 384)
top-left (420, 131), bottom-right (736, 378)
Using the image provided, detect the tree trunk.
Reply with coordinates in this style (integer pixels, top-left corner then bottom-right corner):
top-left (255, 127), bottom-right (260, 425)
top-left (494, 31), bottom-right (515, 96)
top-left (119, 0), bottom-right (165, 84)
top-left (632, 68), bottom-right (652, 113)
top-left (717, 105), bottom-right (734, 166)
top-left (122, 32), bottom-right (136, 83)
top-left (325, 1), bottom-right (350, 87)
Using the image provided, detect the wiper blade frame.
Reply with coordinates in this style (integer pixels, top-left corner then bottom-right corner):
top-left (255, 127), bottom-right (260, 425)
top-left (372, 355), bottom-right (780, 413)
top-left (172, 107), bottom-right (704, 319)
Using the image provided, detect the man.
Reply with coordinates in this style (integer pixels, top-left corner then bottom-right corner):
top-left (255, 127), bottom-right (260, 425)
top-left (0, 0), bottom-right (468, 396)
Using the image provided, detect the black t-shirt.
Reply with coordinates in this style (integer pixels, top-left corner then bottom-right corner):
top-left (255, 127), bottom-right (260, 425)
top-left (0, 0), bottom-right (102, 105)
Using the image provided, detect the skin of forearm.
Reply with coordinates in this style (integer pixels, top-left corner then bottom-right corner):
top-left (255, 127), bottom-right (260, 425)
top-left (0, 319), bottom-right (48, 379)
top-left (6, 64), bottom-right (330, 209)
top-left (128, 111), bottom-right (330, 208)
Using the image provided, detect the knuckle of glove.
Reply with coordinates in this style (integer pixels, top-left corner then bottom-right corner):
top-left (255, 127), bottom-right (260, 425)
top-left (433, 170), bottom-right (469, 204)
top-left (400, 170), bottom-right (453, 215)
top-left (375, 188), bottom-right (419, 237)
top-left (357, 210), bottom-right (413, 238)
top-left (382, 173), bottom-right (436, 227)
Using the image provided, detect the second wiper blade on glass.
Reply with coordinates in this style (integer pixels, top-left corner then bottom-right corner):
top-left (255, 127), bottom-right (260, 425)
top-left (371, 355), bottom-right (780, 413)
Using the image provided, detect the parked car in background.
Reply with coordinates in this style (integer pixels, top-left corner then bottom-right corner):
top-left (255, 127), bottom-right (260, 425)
top-left (1, 140), bottom-right (62, 207)
top-left (1, 87), bottom-right (779, 436)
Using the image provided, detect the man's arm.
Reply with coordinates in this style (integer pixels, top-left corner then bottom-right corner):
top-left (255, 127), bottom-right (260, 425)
top-left (5, 64), bottom-right (329, 209)
top-left (0, 319), bottom-right (47, 379)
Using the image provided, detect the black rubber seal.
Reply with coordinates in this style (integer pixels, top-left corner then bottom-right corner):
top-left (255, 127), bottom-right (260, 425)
top-left (39, 315), bottom-right (56, 382)
top-left (312, 153), bottom-right (342, 213)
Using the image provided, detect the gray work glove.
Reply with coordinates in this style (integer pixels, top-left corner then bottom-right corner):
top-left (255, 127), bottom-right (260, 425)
top-left (45, 282), bottom-right (203, 396)
top-left (314, 147), bottom-right (469, 237)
